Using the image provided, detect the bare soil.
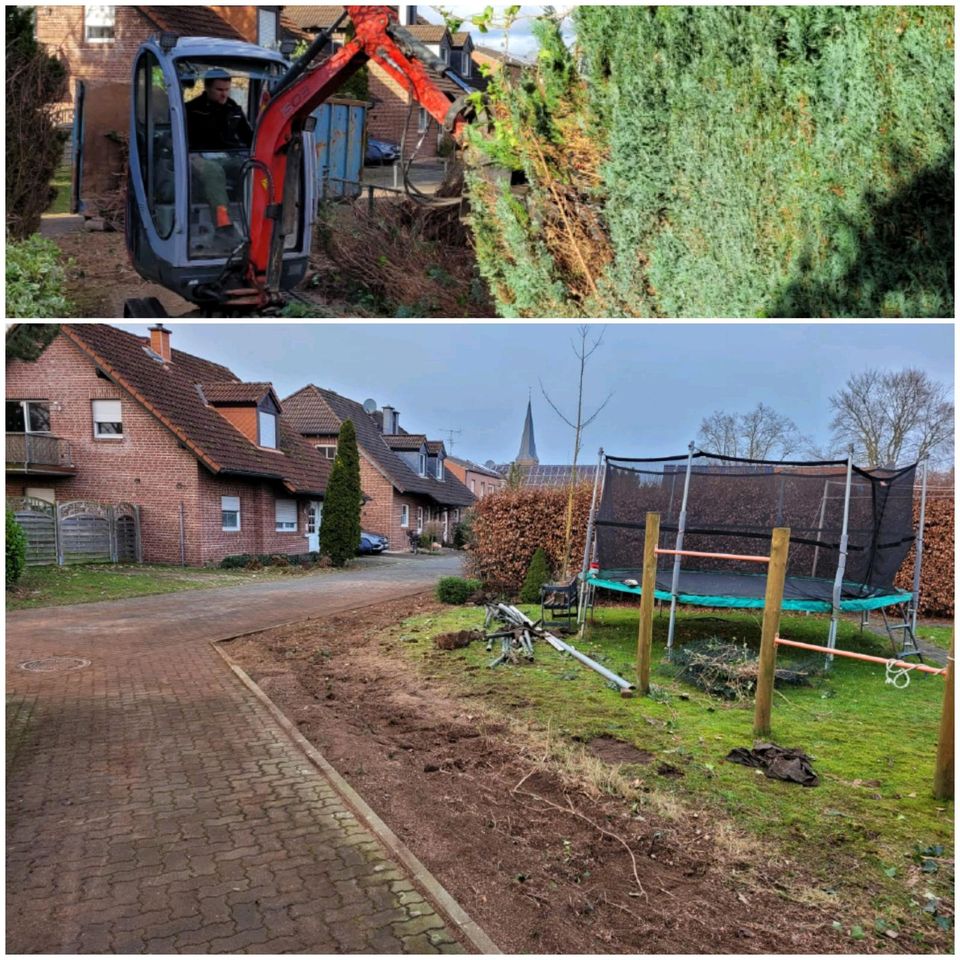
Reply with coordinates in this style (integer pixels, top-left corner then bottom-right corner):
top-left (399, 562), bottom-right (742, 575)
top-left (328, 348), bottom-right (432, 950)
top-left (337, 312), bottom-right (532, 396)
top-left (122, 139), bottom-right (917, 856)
top-left (223, 594), bottom-right (891, 955)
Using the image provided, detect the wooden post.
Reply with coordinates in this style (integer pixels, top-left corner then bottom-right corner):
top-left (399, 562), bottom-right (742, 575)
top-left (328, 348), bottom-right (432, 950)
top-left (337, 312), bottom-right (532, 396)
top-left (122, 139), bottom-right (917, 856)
top-left (753, 527), bottom-right (790, 738)
top-left (637, 512), bottom-right (660, 695)
top-left (933, 638), bottom-right (954, 801)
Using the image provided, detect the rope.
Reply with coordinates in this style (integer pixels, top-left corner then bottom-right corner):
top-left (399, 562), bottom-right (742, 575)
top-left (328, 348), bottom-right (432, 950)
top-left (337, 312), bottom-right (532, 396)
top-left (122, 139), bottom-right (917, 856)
top-left (885, 658), bottom-right (912, 689)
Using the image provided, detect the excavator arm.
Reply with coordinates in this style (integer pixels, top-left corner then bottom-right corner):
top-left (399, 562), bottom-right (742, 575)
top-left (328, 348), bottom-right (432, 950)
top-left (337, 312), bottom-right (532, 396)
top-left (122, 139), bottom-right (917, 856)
top-left (243, 5), bottom-right (476, 307)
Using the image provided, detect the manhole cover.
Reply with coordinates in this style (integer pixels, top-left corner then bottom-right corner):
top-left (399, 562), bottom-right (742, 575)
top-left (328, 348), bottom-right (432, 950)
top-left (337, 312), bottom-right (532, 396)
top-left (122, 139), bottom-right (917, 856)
top-left (18, 657), bottom-right (91, 673)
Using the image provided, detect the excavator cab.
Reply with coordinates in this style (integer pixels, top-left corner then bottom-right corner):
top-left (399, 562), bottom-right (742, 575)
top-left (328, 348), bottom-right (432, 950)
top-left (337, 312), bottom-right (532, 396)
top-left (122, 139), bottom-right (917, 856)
top-left (126, 36), bottom-right (314, 310)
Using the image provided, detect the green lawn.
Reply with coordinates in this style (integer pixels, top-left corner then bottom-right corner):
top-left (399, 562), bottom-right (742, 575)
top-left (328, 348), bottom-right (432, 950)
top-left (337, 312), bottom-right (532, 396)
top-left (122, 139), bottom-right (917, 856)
top-left (45, 161), bottom-right (72, 215)
top-left (393, 602), bottom-right (954, 947)
top-left (5, 561), bottom-right (351, 611)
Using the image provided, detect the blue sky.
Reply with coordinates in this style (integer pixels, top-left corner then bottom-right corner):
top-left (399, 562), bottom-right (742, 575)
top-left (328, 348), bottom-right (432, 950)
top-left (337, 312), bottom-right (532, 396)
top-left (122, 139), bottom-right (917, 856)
top-left (115, 322), bottom-right (955, 466)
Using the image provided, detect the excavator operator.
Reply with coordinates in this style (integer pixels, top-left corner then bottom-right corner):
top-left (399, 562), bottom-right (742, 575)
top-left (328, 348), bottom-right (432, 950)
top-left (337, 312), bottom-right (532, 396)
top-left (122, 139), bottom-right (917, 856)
top-left (185, 69), bottom-right (253, 238)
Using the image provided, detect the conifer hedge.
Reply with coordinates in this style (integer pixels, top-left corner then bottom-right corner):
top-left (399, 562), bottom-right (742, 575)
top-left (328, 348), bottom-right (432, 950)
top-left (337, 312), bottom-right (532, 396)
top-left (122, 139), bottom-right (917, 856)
top-left (466, 6), bottom-right (953, 317)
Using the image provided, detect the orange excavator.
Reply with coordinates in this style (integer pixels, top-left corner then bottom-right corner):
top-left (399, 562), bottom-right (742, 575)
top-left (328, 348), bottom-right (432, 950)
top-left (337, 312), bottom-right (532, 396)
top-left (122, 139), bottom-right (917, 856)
top-left (124, 6), bottom-right (479, 316)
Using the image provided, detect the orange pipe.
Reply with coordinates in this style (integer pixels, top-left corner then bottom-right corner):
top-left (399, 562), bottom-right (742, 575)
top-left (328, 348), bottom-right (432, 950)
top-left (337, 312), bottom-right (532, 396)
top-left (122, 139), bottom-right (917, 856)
top-left (774, 637), bottom-right (947, 675)
top-left (655, 548), bottom-right (770, 564)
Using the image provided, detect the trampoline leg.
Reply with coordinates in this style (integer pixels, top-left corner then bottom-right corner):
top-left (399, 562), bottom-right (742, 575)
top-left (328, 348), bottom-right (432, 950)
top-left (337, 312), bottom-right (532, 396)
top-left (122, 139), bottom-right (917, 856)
top-left (826, 616), bottom-right (838, 670)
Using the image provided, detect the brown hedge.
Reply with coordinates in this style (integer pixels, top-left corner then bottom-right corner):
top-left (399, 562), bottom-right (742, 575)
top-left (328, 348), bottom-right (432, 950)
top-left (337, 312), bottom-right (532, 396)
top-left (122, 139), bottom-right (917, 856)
top-left (894, 495), bottom-right (954, 619)
top-left (470, 487), bottom-right (954, 618)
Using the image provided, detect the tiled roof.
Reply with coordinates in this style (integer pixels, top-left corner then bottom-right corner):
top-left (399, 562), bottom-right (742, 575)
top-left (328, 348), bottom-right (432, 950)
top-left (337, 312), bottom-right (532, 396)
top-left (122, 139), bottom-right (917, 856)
top-left (385, 434), bottom-right (426, 451)
top-left (426, 440), bottom-right (445, 455)
top-left (403, 24), bottom-right (449, 43)
top-left (200, 381), bottom-right (278, 406)
top-left (451, 31), bottom-right (470, 46)
top-left (283, 385), bottom-right (475, 508)
top-left (60, 325), bottom-right (331, 496)
top-left (137, 6), bottom-right (244, 41)
top-left (448, 455), bottom-right (503, 479)
top-left (282, 5), bottom-right (348, 30)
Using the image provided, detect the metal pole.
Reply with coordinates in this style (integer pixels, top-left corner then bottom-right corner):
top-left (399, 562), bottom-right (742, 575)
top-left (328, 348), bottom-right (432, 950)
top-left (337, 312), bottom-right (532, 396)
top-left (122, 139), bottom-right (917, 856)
top-left (910, 458), bottom-right (928, 635)
top-left (826, 450), bottom-right (854, 664)
top-left (179, 501), bottom-right (186, 567)
top-left (666, 442), bottom-right (695, 652)
top-left (577, 448), bottom-right (605, 627)
top-left (810, 477), bottom-right (831, 577)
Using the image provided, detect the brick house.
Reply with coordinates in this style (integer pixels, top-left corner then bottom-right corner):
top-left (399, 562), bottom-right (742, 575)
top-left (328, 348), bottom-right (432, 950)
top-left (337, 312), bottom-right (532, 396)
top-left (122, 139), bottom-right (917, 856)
top-left (283, 5), bottom-right (476, 161)
top-left (445, 456), bottom-right (505, 499)
top-left (282, 386), bottom-right (474, 549)
top-left (6, 324), bottom-right (332, 566)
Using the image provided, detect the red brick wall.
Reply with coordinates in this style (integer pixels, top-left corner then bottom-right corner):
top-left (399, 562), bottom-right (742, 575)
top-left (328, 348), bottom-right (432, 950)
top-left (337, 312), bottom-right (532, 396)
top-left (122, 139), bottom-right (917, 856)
top-left (366, 64), bottom-right (441, 160)
top-left (35, 5), bottom-right (156, 107)
top-left (5, 332), bottom-right (310, 567)
top-left (445, 462), bottom-right (504, 498)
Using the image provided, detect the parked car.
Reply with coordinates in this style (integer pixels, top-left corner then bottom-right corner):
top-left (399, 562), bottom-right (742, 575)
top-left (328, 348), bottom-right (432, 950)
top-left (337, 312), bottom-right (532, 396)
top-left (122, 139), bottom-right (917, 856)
top-left (365, 137), bottom-right (399, 165)
top-left (359, 530), bottom-right (389, 554)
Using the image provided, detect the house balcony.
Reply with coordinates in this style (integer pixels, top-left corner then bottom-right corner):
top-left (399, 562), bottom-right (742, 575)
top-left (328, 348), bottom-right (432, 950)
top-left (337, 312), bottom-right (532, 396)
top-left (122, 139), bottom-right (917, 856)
top-left (5, 434), bottom-right (77, 476)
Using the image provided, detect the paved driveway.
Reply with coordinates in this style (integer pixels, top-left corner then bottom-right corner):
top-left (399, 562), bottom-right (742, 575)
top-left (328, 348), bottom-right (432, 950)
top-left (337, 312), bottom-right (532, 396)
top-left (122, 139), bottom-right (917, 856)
top-left (6, 553), bottom-right (492, 954)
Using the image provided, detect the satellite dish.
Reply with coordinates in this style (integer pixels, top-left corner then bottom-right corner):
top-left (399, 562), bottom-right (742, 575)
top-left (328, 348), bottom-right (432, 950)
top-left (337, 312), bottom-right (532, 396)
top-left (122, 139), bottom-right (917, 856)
top-left (362, 398), bottom-right (377, 414)
top-left (484, 459), bottom-right (496, 469)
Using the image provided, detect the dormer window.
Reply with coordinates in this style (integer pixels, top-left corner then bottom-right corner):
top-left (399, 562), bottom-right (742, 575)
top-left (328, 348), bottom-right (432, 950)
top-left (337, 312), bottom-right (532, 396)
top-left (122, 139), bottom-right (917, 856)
top-left (258, 410), bottom-right (277, 449)
top-left (436, 459), bottom-right (444, 481)
top-left (419, 451), bottom-right (427, 476)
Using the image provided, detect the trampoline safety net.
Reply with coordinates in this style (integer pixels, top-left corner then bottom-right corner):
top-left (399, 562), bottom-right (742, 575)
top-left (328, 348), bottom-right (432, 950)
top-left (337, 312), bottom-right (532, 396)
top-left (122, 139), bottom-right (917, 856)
top-left (594, 452), bottom-right (917, 610)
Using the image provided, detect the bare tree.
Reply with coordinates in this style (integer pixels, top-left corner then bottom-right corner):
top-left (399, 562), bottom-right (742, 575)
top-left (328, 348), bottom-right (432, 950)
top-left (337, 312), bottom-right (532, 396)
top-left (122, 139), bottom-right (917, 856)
top-left (698, 403), bottom-right (806, 460)
top-left (540, 325), bottom-right (613, 576)
top-left (828, 368), bottom-right (954, 467)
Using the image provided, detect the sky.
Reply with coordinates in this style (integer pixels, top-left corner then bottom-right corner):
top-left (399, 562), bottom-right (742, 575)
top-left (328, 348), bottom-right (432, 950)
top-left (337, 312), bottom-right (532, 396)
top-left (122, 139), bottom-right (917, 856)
top-left (114, 322), bottom-right (955, 467)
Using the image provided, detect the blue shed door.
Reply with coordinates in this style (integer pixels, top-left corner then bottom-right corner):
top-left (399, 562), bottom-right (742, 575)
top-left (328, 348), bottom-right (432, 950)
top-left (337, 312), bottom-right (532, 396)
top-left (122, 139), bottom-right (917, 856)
top-left (313, 99), bottom-right (367, 199)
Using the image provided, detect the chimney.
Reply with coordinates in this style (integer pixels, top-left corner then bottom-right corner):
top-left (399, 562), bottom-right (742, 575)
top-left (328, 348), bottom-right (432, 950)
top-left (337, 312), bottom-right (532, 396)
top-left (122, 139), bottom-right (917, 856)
top-left (382, 405), bottom-right (399, 434)
top-left (149, 324), bottom-right (171, 363)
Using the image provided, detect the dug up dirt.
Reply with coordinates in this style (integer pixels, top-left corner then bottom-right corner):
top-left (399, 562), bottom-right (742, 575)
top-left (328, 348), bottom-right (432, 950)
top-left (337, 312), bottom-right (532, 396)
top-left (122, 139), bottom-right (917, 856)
top-left (219, 594), bottom-right (944, 955)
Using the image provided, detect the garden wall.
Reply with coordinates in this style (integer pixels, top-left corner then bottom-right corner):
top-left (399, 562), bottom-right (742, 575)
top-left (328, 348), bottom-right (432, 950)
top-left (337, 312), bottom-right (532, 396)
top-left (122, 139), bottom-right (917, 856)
top-left (470, 486), bottom-right (954, 618)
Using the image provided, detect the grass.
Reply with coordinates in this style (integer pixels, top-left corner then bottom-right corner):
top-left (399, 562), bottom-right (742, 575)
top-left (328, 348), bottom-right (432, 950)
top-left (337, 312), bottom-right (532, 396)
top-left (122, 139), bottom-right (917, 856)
top-left (392, 601), bottom-right (955, 946)
top-left (45, 161), bottom-right (72, 216)
top-left (5, 560), bottom-right (367, 611)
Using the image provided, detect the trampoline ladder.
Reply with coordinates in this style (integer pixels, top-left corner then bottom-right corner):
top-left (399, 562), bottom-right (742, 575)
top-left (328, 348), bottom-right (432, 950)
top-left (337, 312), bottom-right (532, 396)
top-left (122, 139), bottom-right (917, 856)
top-left (877, 605), bottom-right (923, 661)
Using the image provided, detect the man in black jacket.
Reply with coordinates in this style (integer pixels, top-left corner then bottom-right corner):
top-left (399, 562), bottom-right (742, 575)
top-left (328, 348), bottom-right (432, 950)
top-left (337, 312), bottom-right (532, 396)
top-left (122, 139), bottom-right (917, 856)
top-left (186, 70), bottom-right (253, 238)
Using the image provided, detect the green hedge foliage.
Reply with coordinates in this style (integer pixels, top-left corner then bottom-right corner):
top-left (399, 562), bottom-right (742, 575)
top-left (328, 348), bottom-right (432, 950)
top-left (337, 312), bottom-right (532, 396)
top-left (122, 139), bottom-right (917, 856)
top-left (6, 235), bottom-right (74, 318)
top-left (6, 508), bottom-right (28, 585)
top-left (436, 576), bottom-right (483, 604)
top-left (467, 6), bottom-right (954, 318)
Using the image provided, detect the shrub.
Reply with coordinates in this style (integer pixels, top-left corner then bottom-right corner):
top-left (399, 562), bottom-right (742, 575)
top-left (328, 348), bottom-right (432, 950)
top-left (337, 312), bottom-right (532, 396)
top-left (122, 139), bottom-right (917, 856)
top-left (436, 576), bottom-right (483, 605)
top-left (422, 521), bottom-right (444, 548)
top-left (319, 420), bottom-right (362, 567)
top-left (6, 508), bottom-right (27, 585)
top-left (519, 548), bottom-right (552, 604)
top-left (6, 6), bottom-right (68, 239)
top-left (452, 515), bottom-right (473, 550)
top-left (6, 235), bottom-right (74, 318)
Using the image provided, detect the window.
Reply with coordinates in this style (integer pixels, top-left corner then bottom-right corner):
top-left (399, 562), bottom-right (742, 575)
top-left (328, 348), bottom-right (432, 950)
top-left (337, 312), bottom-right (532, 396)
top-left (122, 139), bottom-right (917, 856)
top-left (221, 496), bottom-right (240, 531)
top-left (436, 459), bottom-right (444, 481)
top-left (418, 451), bottom-right (427, 475)
top-left (6, 400), bottom-right (51, 434)
top-left (462, 50), bottom-right (471, 76)
top-left (133, 49), bottom-right (174, 240)
top-left (480, 482), bottom-right (486, 495)
top-left (470, 479), bottom-right (476, 493)
top-left (275, 499), bottom-right (297, 532)
top-left (258, 410), bottom-right (277, 449)
top-left (92, 399), bottom-right (123, 438)
top-left (306, 502), bottom-right (320, 534)
top-left (418, 107), bottom-right (429, 134)
top-left (400, 505), bottom-right (409, 528)
top-left (315, 445), bottom-right (336, 459)
top-left (416, 506), bottom-right (423, 532)
top-left (258, 8), bottom-right (279, 48)
top-left (85, 5), bottom-right (116, 42)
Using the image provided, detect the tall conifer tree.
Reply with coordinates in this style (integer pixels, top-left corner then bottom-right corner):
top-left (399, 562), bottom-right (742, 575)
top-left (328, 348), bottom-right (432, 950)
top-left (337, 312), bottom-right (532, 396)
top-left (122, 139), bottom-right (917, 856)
top-left (319, 420), bottom-right (362, 567)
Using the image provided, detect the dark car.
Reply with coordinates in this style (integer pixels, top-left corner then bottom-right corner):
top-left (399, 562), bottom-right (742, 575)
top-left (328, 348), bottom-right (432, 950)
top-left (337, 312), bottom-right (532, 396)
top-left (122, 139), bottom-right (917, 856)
top-left (365, 137), bottom-right (399, 165)
top-left (358, 530), bottom-right (389, 554)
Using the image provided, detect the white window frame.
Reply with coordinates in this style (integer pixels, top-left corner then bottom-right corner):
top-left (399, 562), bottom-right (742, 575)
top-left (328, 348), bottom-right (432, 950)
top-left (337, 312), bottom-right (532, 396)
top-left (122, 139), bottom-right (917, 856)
top-left (470, 479), bottom-right (476, 493)
top-left (462, 50), bottom-right (471, 75)
top-left (416, 506), bottom-right (423, 533)
top-left (258, 8), bottom-right (279, 49)
top-left (418, 107), bottom-right (429, 134)
top-left (92, 399), bottom-right (123, 439)
top-left (315, 444), bottom-right (336, 460)
top-left (7, 399), bottom-right (52, 434)
top-left (418, 451), bottom-right (427, 476)
top-left (84, 5), bottom-right (116, 43)
top-left (437, 459), bottom-right (444, 481)
top-left (400, 504), bottom-right (409, 528)
top-left (275, 498), bottom-right (297, 532)
top-left (258, 410), bottom-right (277, 449)
top-left (221, 495), bottom-right (241, 532)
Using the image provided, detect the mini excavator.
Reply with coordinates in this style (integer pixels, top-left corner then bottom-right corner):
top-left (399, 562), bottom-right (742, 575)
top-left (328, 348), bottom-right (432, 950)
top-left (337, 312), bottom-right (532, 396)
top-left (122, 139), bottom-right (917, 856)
top-left (123, 5), bottom-right (478, 317)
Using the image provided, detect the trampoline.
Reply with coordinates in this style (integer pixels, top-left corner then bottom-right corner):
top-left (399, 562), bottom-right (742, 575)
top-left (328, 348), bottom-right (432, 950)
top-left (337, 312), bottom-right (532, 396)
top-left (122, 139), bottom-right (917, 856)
top-left (578, 449), bottom-right (928, 655)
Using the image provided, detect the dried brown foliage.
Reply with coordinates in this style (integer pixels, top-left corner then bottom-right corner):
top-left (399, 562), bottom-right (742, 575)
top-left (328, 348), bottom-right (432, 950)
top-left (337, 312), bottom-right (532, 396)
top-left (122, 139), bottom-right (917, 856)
top-left (309, 193), bottom-right (493, 317)
top-left (467, 485), bottom-right (594, 593)
top-left (894, 494), bottom-right (954, 618)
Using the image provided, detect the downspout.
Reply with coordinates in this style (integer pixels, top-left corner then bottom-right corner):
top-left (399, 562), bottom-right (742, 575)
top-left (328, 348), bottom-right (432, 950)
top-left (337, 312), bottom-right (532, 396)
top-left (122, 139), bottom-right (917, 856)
top-left (666, 442), bottom-right (695, 653)
top-left (179, 501), bottom-right (186, 566)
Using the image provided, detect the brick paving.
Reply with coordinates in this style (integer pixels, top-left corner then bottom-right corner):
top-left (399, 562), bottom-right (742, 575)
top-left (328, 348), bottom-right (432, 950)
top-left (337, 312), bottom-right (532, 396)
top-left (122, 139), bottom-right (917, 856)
top-left (6, 555), bottom-right (476, 954)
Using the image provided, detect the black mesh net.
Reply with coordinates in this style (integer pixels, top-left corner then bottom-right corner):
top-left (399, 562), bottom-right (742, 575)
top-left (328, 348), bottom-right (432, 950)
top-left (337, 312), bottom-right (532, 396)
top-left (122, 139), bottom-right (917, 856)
top-left (594, 452), bottom-right (917, 604)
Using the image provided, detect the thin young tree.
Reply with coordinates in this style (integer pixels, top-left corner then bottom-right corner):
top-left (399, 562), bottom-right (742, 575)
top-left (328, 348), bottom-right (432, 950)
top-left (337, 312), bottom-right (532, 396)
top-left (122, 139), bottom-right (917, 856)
top-left (540, 325), bottom-right (612, 577)
top-left (318, 420), bottom-right (362, 567)
top-left (828, 368), bottom-right (954, 467)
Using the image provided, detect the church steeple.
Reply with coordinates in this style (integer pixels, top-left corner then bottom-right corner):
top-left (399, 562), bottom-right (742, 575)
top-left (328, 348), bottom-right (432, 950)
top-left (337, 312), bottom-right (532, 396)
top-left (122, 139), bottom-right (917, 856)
top-left (515, 397), bottom-right (539, 466)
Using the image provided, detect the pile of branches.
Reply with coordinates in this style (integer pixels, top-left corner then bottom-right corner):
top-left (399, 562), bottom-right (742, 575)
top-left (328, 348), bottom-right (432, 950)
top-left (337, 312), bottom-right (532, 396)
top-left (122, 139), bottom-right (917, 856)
top-left (309, 192), bottom-right (493, 317)
top-left (671, 637), bottom-right (818, 701)
top-left (88, 132), bottom-right (129, 230)
top-left (5, 9), bottom-right (68, 239)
